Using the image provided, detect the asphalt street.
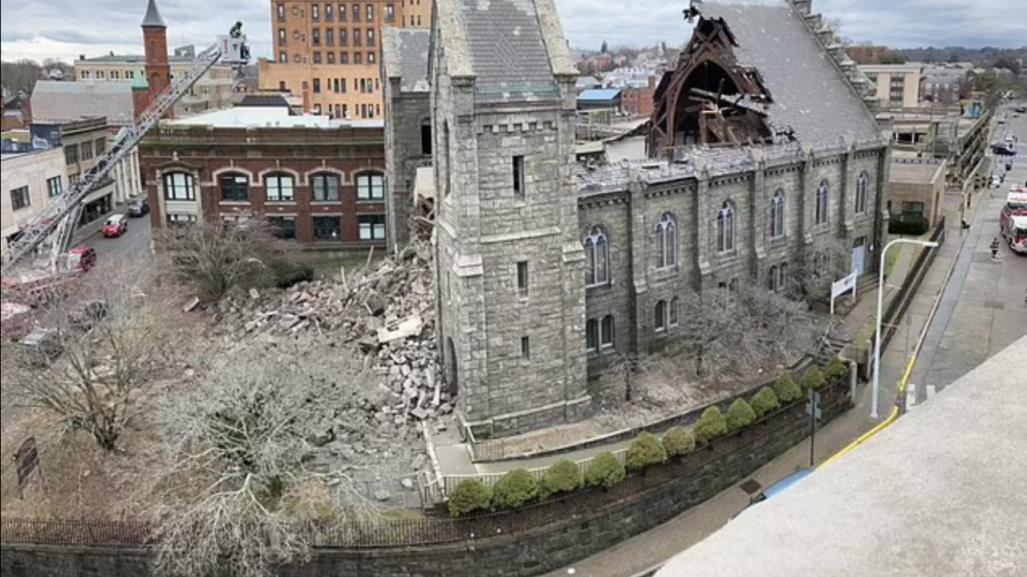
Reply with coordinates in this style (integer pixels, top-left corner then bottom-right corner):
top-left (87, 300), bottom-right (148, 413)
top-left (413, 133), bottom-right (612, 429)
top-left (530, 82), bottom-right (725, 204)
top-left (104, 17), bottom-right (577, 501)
top-left (911, 103), bottom-right (1027, 401)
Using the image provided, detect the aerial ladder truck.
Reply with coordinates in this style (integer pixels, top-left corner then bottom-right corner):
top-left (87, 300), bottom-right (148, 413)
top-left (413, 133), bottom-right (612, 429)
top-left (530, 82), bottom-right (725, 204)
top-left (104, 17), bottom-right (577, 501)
top-left (0, 26), bottom-right (250, 275)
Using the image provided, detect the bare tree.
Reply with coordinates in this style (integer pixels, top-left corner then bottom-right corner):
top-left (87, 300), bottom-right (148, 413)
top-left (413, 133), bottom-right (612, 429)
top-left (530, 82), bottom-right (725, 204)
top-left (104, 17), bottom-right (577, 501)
top-left (5, 272), bottom-right (177, 451)
top-left (159, 216), bottom-right (283, 300)
top-left (154, 342), bottom-right (376, 577)
top-left (787, 238), bottom-right (852, 308)
top-left (668, 285), bottom-right (823, 380)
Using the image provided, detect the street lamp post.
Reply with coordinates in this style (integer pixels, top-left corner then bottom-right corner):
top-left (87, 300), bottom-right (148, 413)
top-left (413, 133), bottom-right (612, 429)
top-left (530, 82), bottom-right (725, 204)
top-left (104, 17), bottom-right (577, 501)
top-left (871, 238), bottom-right (939, 419)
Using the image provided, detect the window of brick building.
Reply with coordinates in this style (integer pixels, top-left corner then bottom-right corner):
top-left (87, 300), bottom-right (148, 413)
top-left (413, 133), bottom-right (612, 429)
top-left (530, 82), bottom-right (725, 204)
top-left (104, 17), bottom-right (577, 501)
top-left (327, 51), bottom-right (335, 64)
top-left (366, 3), bottom-right (374, 21)
top-left (325, 3), bottom-right (333, 21)
top-left (368, 51), bottom-right (376, 64)
top-left (358, 214), bottom-right (386, 240)
top-left (312, 29), bottom-right (321, 45)
top-left (268, 216), bottom-right (296, 240)
top-left (65, 145), bottom-right (78, 165)
top-left (265, 173), bottom-right (295, 202)
top-left (219, 174), bottom-right (249, 202)
top-left (340, 29), bottom-right (348, 45)
top-left (277, 3), bottom-right (285, 20)
top-left (352, 4), bottom-right (360, 21)
top-left (386, 3), bottom-right (395, 21)
top-left (354, 52), bottom-right (363, 64)
top-left (313, 216), bottom-right (342, 241)
top-left (163, 172), bottom-right (195, 201)
top-left (94, 137), bottom-right (106, 155)
top-left (340, 2), bottom-right (347, 21)
top-left (313, 51), bottom-right (322, 64)
top-left (356, 173), bottom-right (384, 200)
top-left (312, 3), bottom-right (320, 20)
top-left (278, 28), bottom-right (286, 45)
top-left (340, 52), bottom-right (349, 64)
top-left (312, 173), bottom-right (341, 201)
top-left (80, 140), bottom-right (93, 161)
top-left (367, 28), bottom-right (375, 46)
top-left (326, 28), bottom-right (334, 45)
top-left (354, 29), bottom-right (362, 46)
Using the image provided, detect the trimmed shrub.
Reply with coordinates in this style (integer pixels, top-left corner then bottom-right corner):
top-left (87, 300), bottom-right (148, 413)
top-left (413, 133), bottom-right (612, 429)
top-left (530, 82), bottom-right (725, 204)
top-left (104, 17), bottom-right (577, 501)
top-left (585, 452), bottom-right (626, 489)
top-left (725, 398), bottom-right (757, 432)
top-left (694, 406), bottom-right (728, 445)
top-left (625, 432), bottom-right (668, 472)
top-left (750, 386), bottom-right (781, 418)
top-left (773, 374), bottom-right (802, 403)
top-left (491, 469), bottom-right (539, 510)
top-left (800, 366), bottom-right (827, 392)
top-left (825, 357), bottom-right (850, 382)
top-left (540, 460), bottom-right (582, 498)
top-left (448, 479), bottom-right (493, 517)
top-left (662, 426), bottom-right (696, 458)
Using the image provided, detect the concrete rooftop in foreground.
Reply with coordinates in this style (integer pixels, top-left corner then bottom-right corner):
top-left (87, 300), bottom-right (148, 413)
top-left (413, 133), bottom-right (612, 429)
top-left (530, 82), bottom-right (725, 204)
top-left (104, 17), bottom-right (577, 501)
top-left (657, 336), bottom-right (1027, 577)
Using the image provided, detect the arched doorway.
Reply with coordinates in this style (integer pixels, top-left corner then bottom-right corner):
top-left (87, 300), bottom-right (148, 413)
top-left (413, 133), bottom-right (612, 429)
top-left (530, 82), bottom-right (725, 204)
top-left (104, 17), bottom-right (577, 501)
top-left (444, 337), bottom-right (458, 398)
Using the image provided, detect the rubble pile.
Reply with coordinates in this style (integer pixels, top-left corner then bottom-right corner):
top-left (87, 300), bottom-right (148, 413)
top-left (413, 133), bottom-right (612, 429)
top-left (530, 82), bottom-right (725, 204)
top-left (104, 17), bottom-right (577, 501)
top-left (213, 242), bottom-right (451, 425)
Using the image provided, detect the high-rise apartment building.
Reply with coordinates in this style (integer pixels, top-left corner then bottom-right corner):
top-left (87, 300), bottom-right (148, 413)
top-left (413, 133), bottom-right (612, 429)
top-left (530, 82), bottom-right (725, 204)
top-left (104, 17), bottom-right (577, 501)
top-left (259, 1), bottom-right (426, 120)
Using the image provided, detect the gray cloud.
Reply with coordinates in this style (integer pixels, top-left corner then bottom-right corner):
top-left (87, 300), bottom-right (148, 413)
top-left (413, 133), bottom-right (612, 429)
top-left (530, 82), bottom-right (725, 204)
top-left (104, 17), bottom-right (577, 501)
top-left (0, 0), bottom-right (1023, 63)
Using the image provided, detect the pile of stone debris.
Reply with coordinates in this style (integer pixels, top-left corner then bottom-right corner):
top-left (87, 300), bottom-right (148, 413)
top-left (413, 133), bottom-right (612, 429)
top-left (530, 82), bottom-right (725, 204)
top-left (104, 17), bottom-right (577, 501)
top-left (213, 242), bottom-right (453, 426)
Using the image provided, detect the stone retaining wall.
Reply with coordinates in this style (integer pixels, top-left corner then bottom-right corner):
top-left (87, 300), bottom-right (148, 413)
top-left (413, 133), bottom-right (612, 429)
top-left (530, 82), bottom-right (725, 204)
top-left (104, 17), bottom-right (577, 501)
top-left (2, 380), bottom-right (850, 577)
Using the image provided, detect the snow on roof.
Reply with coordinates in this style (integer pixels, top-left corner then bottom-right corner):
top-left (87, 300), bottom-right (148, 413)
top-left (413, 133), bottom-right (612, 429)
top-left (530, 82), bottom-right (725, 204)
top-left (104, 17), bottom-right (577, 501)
top-left (167, 106), bottom-right (383, 129)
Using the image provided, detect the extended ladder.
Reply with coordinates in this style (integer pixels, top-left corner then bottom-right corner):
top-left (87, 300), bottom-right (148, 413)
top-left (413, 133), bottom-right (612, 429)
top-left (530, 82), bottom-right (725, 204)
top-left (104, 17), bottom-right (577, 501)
top-left (2, 30), bottom-right (248, 273)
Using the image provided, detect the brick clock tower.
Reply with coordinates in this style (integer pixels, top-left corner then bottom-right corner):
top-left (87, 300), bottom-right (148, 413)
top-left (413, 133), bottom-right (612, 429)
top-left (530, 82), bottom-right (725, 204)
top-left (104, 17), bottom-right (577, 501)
top-left (141, 0), bottom-right (172, 118)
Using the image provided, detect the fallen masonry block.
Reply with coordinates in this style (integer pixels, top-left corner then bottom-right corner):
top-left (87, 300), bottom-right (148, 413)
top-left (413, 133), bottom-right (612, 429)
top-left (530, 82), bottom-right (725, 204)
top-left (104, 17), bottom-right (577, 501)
top-left (377, 315), bottom-right (423, 344)
top-left (182, 296), bottom-right (200, 312)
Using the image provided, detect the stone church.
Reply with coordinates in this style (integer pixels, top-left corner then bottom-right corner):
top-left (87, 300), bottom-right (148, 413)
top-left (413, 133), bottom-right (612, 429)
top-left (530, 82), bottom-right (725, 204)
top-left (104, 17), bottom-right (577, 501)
top-left (383, 0), bottom-right (888, 438)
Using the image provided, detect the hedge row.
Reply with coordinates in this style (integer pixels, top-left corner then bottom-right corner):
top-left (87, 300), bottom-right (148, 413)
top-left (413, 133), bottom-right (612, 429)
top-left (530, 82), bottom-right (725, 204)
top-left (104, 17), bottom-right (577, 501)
top-left (448, 358), bottom-right (849, 516)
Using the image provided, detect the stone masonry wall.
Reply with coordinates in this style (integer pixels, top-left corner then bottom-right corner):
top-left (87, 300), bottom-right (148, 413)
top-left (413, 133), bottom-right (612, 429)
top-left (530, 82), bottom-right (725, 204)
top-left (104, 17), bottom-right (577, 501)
top-left (1, 380), bottom-right (851, 577)
top-left (383, 80), bottom-right (430, 252)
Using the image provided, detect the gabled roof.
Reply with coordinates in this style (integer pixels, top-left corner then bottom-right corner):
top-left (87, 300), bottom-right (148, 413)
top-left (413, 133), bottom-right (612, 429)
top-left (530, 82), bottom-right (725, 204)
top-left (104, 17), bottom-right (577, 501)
top-left (383, 27), bottom-right (431, 93)
top-left (30, 81), bottom-right (134, 126)
top-left (437, 0), bottom-right (573, 104)
top-left (142, 0), bottom-right (167, 28)
top-left (698, 1), bottom-right (881, 148)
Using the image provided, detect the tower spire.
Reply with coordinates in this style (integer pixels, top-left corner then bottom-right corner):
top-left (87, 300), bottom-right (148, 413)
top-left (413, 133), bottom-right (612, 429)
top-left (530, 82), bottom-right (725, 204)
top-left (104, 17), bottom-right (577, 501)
top-left (142, 0), bottom-right (167, 28)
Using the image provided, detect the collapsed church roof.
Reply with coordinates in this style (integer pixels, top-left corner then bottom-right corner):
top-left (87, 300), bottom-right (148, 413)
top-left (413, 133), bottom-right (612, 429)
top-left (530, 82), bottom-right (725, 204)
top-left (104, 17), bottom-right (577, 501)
top-left (649, 0), bottom-right (883, 159)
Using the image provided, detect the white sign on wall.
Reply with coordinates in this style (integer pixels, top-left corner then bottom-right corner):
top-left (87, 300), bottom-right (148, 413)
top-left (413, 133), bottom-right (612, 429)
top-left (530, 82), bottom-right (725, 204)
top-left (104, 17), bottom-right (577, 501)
top-left (830, 272), bottom-right (858, 315)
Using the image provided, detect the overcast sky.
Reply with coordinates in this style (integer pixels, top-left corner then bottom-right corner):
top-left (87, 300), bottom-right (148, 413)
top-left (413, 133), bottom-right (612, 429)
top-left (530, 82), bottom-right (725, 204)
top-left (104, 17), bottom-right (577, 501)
top-left (1, 0), bottom-right (1024, 63)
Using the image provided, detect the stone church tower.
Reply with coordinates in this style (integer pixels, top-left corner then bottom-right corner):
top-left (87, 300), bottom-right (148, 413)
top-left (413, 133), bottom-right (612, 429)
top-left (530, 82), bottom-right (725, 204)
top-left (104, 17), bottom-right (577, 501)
top-left (430, 0), bottom-right (591, 437)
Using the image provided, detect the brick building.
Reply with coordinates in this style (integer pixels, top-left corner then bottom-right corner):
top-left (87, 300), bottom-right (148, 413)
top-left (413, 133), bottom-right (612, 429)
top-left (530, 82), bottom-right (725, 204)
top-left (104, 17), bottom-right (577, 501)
top-left (259, 0), bottom-right (427, 121)
top-left (388, 0), bottom-right (889, 438)
top-left (139, 107), bottom-right (387, 246)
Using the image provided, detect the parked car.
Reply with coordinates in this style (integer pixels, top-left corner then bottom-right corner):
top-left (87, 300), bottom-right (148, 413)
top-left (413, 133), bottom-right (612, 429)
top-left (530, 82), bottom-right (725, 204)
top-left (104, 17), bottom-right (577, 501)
top-left (102, 214), bottom-right (128, 238)
top-left (127, 198), bottom-right (150, 217)
top-left (67, 246), bottom-right (97, 272)
top-left (992, 144), bottom-right (1016, 156)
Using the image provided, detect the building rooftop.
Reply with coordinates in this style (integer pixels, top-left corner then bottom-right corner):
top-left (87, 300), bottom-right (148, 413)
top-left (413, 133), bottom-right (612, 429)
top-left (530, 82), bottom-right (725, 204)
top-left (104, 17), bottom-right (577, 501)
top-left (890, 158), bottom-right (945, 184)
top-left (578, 88), bottom-right (623, 102)
top-left (166, 106), bottom-right (384, 129)
top-left (383, 28), bottom-right (431, 93)
top-left (699, 1), bottom-right (882, 149)
top-left (448, 0), bottom-right (561, 103)
top-left (656, 336), bottom-right (1027, 577)
top-left (30, 81), bottom-right (133, 126)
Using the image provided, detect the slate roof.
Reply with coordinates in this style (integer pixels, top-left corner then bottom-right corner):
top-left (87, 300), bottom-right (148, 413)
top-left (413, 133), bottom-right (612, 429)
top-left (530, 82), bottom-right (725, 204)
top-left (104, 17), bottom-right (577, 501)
top-left (383, 28), bottom-right (431, 93)
top-left (30, 81), bottom-right (134, 126)
top-left (142, 0), bottom-right (167, 28)
top-left (700, 1), bottom-right (882, 149)
top-left (457, 0), bottom-right (559, 103)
